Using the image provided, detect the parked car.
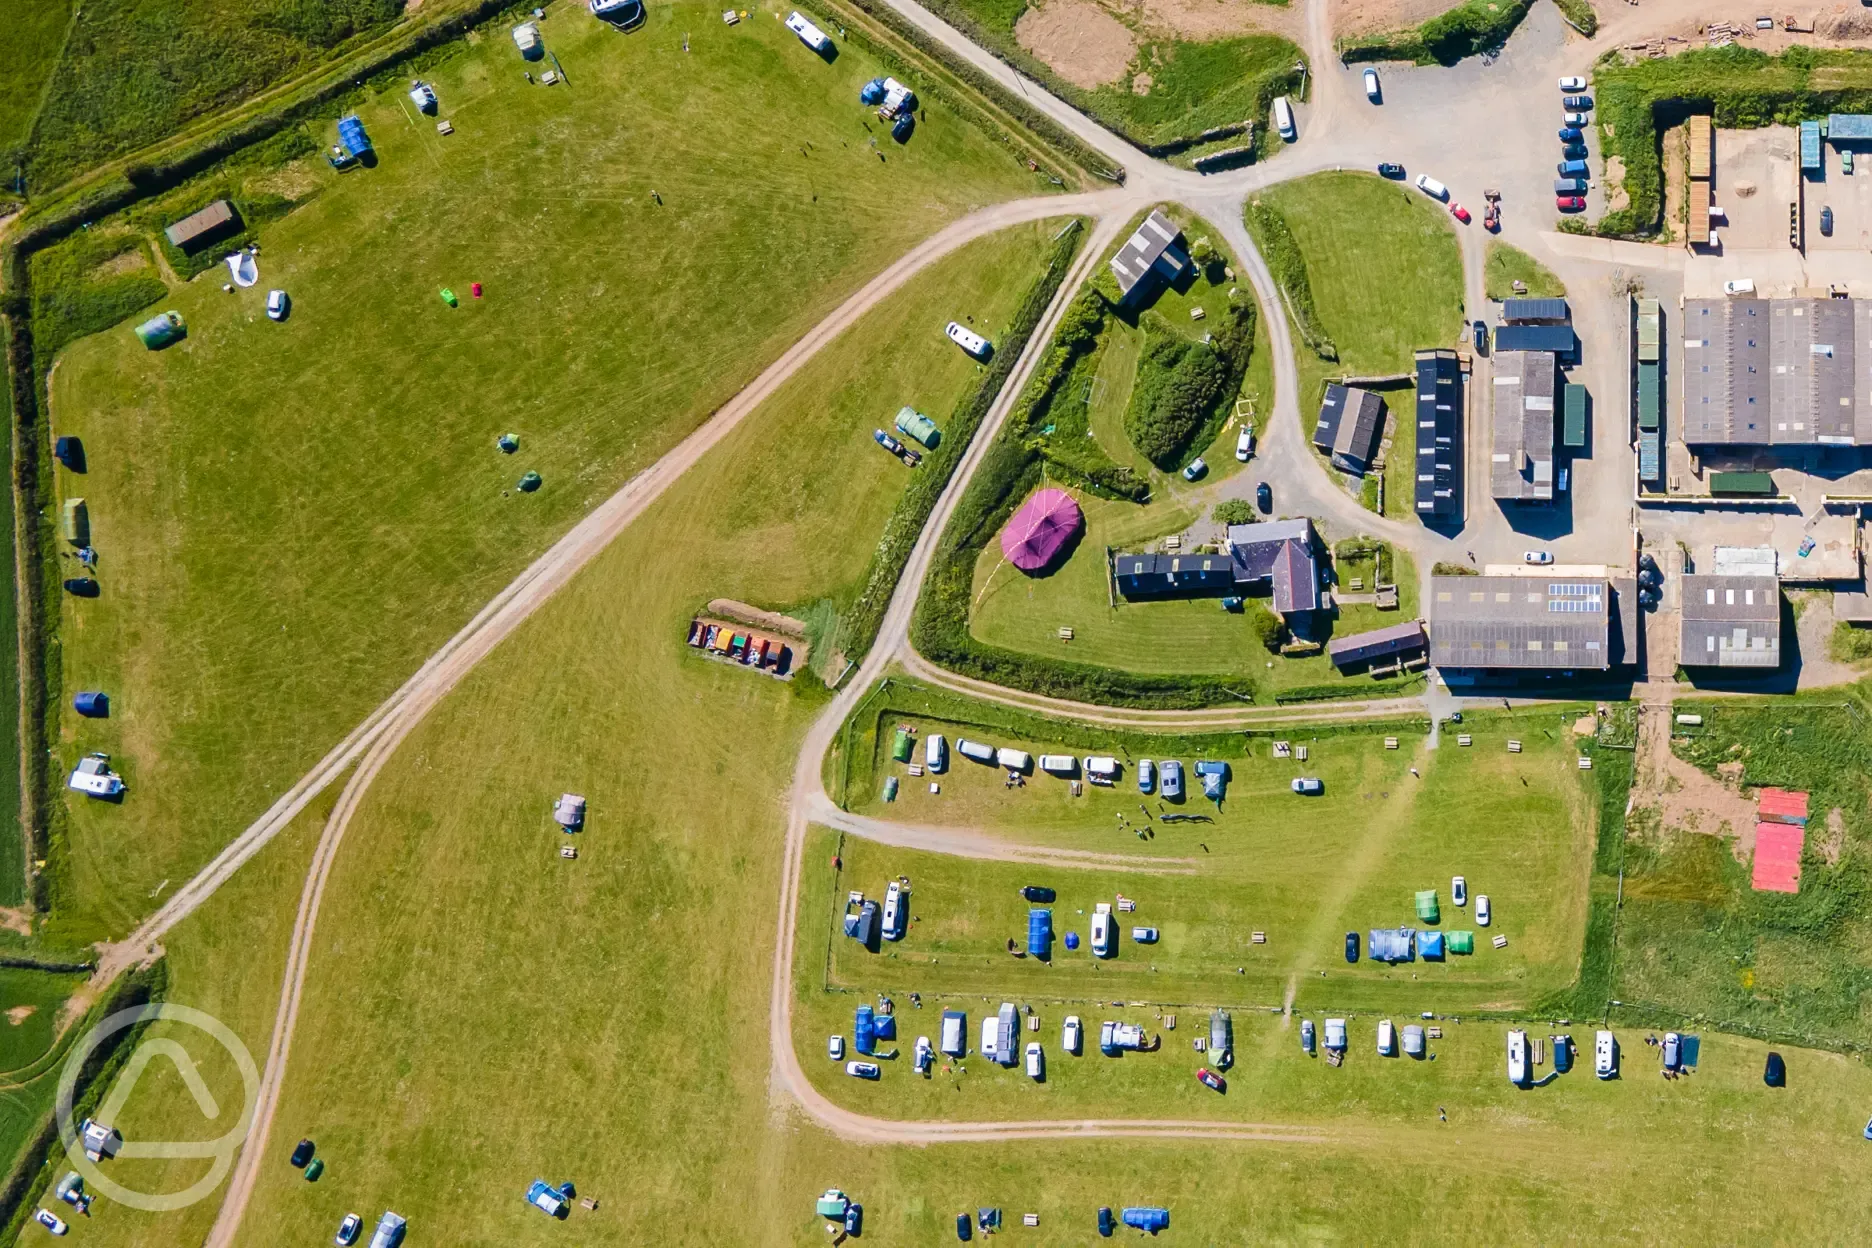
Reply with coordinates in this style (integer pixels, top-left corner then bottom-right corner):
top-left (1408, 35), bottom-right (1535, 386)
top-left (1524, 550), bottom-right (1554, 564)
top-left (1476, 894), bottom-right (1492, 926)
top-left (1196, 1066), bottom-right (1226, 1092)
top-left (1554, 1033), bottom-right (1573, 1073)
top-left (1181, 457), bottom-right (1207, 481)
top-left (1255, 481), bottom-right (1272, 512)
top-left (1097, 1207), bottom-right (1116, 1237)
top-left (1235, 426), bottom-right (1255, 460)
top-left (958, 1211), bottom-right (974, 1240)
top-left (1131, 926), bottom-right (1159, 944)
top-left (1377, 1019), bottom-right (1396, 1056)
top-left (1821, 205), bottom-right (1835, 235)
top-left (1021, 885), bottom-right (1056, 903)
top-left (1377, 162), bottom-right (1406, 179)
top-left (1160, 759), bottom-right (1183, 799)
top-left (1344, 931), bottom-right (1359, 963)
top-left (1363, 67), bottom-right (1381, 101)
top-left (873, 429), bottom-right (906, 456)
top-left (266, 289), bottom-right (289, 320)
top-left (1137, 758), bottom-right (1155, 793)
top-left (1558, 126), bottom-right (1583, 141)
top-left (1662, 1031), bottom-right (1681, 1071)
top-left (336, 1213), bottom-right (363, 1246)
top-left (1291, 777), bottom-right (1323, 795)
top-left (1555, 176), bottom-right (1587, 193)
top-left (1449, 202), bottom-right (1471, 223)
top-left (1563, 111), bottom-right (1588, 126)
top-left (1558, 158), bottom-right (1590, 176)
top-left (1301, 1018), bottom-right (1317, 1052)
top-left (291, 1139), bottom-right (316, 1168)
top-left (828, 1034), bottom-right (844, 1060)
top-left (1558, 75), bottom-right (1586, 91)
top-left (1063, 1015), bottom-right (1082, 1054)
top-left (1563, 94), bottom-right (1594, 110)
top-left (1026, 1041), bottom-right (1044, 1080)
top-left (945, 321), bottom-right (991, 358)
top-left (1561, 143), bottom-right (1589, 159)
top-left (1557, 196), bottom-right (1587, 212)
top-left (845, 1061), bottom-right (881, 1080)
top-left (1472, 320), bottom-right (1488, 350)
top-left (1724, 278), bottom-right (1756, 295)
top-left (1415, 173), bottom-right (1449, 200)
top-left (33, 1209), bottom-right (67, 1236)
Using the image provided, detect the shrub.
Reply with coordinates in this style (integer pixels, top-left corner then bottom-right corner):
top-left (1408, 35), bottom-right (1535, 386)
top-left (1212, 499), bottom-right (1254, 526)
top-left (1250, 605), bottom-right (1285, 652)
top-left (1553, 0), bottom-right (1598, 35)
top-left (28, 233), bottom-right (167, 362)
top-left (1124, 328), bottom-right (1230, 468)
top-left (1431, 561), bottom-right (1476, 576)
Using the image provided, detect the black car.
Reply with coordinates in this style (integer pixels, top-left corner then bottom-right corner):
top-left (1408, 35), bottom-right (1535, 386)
top-left (1256, 481), bottom-right (1272, 513)
top-left (1563, 94), bottom-right (1593, 109)
top-left (1821, 205), bottom-right (1834, 236)
top-left (1554, 177), bottom-right (1587, 194)
top-left (1344, 931), bottom-right (1360, 963)
top-left (957, 1212), bottom-right (973, 1241)
top-left (1019, 885), bottom-right (1056, 903)
top-left (1097, 1207), bottom-right (1116, 1237)
top-left (1377, 162), bottom-right (1406, 179)
top-left (1561, 143), bottom-right (1589, 159)
top-left (290, 1139), bottom-right (315, 1169)
top-left (1472, 319), bottom-right (1488, 350)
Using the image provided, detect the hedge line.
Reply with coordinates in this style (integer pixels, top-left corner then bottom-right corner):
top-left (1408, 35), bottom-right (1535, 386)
top-left (838, 221), bottom-right (1086, 662)
top-left (1006, 288), bottom-right (1149, 502)
top-left (1340, 0), bottom-right (1533, 66)
top-left (1242, 200), bottom-right (1336, 361)
top-left (1553, 0), bottom-right (1599, 36)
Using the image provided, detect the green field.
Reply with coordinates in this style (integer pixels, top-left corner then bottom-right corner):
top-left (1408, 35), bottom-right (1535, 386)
top-left (0, 0), bottom-right (70, 155)
top-left (40, 4), bottom-right (1041, 944)
top-left (1485, 241), bottom-right (1565, 301)
top-left (1244, 172), bottom-right (1463, 520)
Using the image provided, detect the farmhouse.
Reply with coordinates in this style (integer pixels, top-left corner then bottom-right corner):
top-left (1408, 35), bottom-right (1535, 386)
top-left (163, 200), bottom-right (241, 254)
top-left (1225, 519), bottom-right (1320, 616)
top-left (1414, 349), bottom-right (1463, 520)
top-left (1108, 210), bottom-right (1191, 305)
top-left (1313, 384), bottom-right (1387, 475)
top-left (1114, 553), bottom-right (1234, 599)
top-left (1490, 350), bottom-right (1558, 503)
top-left (1427, 574), bottom-right (1637, 674)
top-left (1681, 297), bottom-right (1872, 446)
top-left (1678, 574), bottom-right (1781, 668)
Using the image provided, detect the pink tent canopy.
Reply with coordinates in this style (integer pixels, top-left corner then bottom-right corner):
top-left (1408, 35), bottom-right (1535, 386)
top-left (1000, 487), bottom-right (1083, 573)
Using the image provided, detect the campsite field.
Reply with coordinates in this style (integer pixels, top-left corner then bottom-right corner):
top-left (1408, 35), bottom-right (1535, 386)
top-left (41, 2), bottom-right (1043, 943)
top-left (1243, 172), bottom-right (1463, 519)
top-left (33, 222), bottom-right (1070, 1247)
top-left (0, 0), bottom-right (70, 154)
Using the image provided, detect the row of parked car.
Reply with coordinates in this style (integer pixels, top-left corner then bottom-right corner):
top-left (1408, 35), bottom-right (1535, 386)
top-left (685, 619), bottom-right (793, 675)
top-left (1556, 76), bottom-right (1593, 212)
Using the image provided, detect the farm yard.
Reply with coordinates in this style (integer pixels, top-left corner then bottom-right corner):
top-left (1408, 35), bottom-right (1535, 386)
top-left (38, 2), bottom-right (1044, 944)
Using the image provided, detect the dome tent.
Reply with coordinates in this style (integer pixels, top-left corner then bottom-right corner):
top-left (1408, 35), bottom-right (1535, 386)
top-left (999, 487), bottom-right (1083, 574)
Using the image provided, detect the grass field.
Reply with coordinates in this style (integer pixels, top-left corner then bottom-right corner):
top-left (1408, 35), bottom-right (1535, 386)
top-left (0, 0), bottom-right (70, 156)
top-left (1244, 172), bottom-right (1462, 521)
top-left (40, 4), bottom-right (1042, 944)
top-left (1485, 240), bottom-right (1565, 301)
top-left (22, 0), bottom-right (404, 192)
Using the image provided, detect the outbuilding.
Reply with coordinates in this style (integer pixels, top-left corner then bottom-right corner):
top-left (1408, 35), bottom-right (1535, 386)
top-left (163, 200), bottom-right (241, 254)
top-left (1313, 384), bottom-right (1387, 475)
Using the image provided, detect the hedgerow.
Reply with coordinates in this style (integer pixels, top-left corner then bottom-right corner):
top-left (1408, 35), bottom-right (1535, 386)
top-left (1242, 200), bottom-right (1335, 361)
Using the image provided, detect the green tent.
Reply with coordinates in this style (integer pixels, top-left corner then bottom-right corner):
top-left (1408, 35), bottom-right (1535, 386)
top-left (133, 311), bottom-right (186, 349)
top-left (517, 471), bottom-right (542, 492)
top-left (61, 498), bottom-right (89, 547)
top-left (497, 433), bottom-right (520, 453)
top-left (1414, 889), bottom-right (1440, 923)
top-left (1447, 930), bottom-right (1474, 955)
top-left (891, 729), bottom-right (914, 763)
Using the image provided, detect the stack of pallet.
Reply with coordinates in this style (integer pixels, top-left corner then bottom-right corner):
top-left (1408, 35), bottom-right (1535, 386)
top-left (1687, 115), bottom-right (1713, 246)
top-left (1635, 297), bottom-right (1663, 485)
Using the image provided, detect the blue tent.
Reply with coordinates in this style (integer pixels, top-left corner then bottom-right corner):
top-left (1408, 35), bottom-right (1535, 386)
top-left (1368, 928), bottom-right (1415, 963)
top-left (1122, 1207), bottom-right (1169, 1232)
top-left (860, 78), bottom-right (886, 105)
top-left (337, 114), bottom-right (372, 158)
top-left (1064, 930), bottom-right (1079, 951)
top-left (1027, 908), bottom-right (1052, 957)
top-left (854, 1005), bottom-right (876, 1055)
top-left (874, 1013), bottom-right (896, 1041)
top-left (73, 692), bottom-right (109, 718)
top-left (1418, 930), bottom-right (1444, 960)
top-left (1194, 759), bottom-right (1229, 801)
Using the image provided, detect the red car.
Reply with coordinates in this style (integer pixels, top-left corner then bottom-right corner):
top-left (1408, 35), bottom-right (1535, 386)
top-left (1556, 195), bottom-right (1586, 212)
top-left (1449, 202), bottom-right (1471, 223)
top-left (1196, 1067), bottom-right (1226, 1093)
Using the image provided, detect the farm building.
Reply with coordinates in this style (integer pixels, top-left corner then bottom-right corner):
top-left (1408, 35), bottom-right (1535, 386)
top-left (1225, 519), bottom-right (1320, 616)
top-left (1492, 324), bottom-right (1575, 358)
top-left (1107, 210), bottom-right (1191, 305)
top-left (163, 200), bottom-right (241, 253)
top-left (1413, 349), bottom-right (1463, 521)
top-left (1753, 820), bottom-right (1805, 893)
top-left (1312, 384), bottom-right (1387, 475)
top-left (1428, 574), bottom-right (1638, 674)
top-left (1502, 298), bottom-right (1569, 324)
top-left (1834, 590), bottom-right (1872, 623)
top-left (1113, 552), bottom-right (1235, 599)
top-left (1759, 787), bottom-right (1809, 825)
top-left (1490, 350), bottom-right (1558, 503)
top-left (1678, 575), bottom-right (1781, 668)
top-left (1000, 488), bottom-right (1083, 573)
top-left (1326, 620), bottom-right (1426, 670)
top-left (1681, 297), bottom-right (1872, 446)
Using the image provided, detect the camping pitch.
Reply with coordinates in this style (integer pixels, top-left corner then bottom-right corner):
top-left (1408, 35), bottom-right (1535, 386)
top-left (999, 487), bottom-right (1082, 574)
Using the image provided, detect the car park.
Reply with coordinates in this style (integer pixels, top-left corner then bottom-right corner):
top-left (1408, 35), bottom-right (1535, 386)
top-left (1558, 126), bottom-right (1582, 141)
top-left (945, 320), bottom-right (991, 358)
top-left (1524, 550), bottom-right (1553, 564)
top-left (1063, 1015), bottom-right (1082, 1053)
top-left (1363, 68), bottom-right (1381, 101)
top-left (846, 1061), bottom-right (881, 1079)
top-left (1344, 931), bottom-right (1359, 963)
top-left (1160, 759), bottom-right (1183, 798)
top-left (1558, 75), bottom-right (1586, 90)
top-left (1452, 875), bottom-right (1467, 906)
top-left (1556, 195), bottom-right (1586, 212)
top-left (1563, 111), bottom-right (1587, 126)
top-left (1291, 777), bottom-right (1323, 795)
top-left (1137, 759), bottom-right (1154, 793)
top-left (337, 1213), bottom-right (363, 1246)
top-left (1235, 426), bottom-right (1255, 460)
top-left (1449, 202), bottom-right (1471, 223)
top-left (1378, 162), bottom-right (1406, 178)
top-left (1821, 205), bottom-right (1834, 235)
top-left (1476, 894), bottom-right (1492, 926)
top-left (1026, 1041), bottom-right (1044, 1080)
top-left (1563, 94), bottom-right (1593, 110)
top-left (1196, 1067), bottom-right (1226, 1092)
top-left (1255, 481), bottom-right (1272, 512)
top-left (828, 1034), bottom-right (844, 1060)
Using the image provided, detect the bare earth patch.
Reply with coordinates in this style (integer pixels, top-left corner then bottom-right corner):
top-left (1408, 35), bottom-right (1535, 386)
top-left (1604, 156), bottom-right (1630, 214)
top-left (1016, 0), bottom-right (1140, 89)
top-left (5, 1006), bottom-right (34, 1027)
top-left (1820, 807), bottom-right (1846, 866)
top-left (1133, 71), bottom-right (1155, 93)
top-left (1145, 0), bottom-right (1305, 40)
top-left (90, 246), bottom-right (152, 280)
top-left (1632, 709), bottom-right (1760, 860)
top-left (0, 907), bottom-right (29, 936)
top-left (1334, 0), bottom-right (1459, 37)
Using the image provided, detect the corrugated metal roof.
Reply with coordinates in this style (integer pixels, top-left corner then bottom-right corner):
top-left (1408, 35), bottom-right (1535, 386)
top-left (162, 199), bottom-right (238, 251)
top-left (1681, 298), bottom-right (1772, 445)
top-left (1829, 113), bottom-right (1872, 140)
top-left (1109, 210), bottom-right (1190, 299)
top-left (1638, 430), bottom-right (1660, 481)
top-left (1427, 575), bottom-right (1613, 670)
top-left (1801, 119), bottom-right (1823, 170)
top-left (1491, 350), bottom-right (1557, 502)
top-left (1502, 298), bottom-right (1568, 324)
top-left (1758, 787), bottom-right (1810, 822)
top-left (1493, 324), bottom-right (1574, 354)
top-left (1327, 621), bottom-right (1426, 667)
top-left (1752, 822), bottom-right (1804, 893)
top-left (1562, 384), bottom-right (1587, 447)
top-left (1688, 115), bottom-right (1713, 179)
top-left (1687, 191), bottom-right (1711, 245)
top-left (1414, 349), bottom-right (1463, 519)
top-left (1679, 574), bottom-right (1780, 667)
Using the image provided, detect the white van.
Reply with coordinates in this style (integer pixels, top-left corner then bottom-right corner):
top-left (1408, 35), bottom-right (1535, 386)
top-left (785, 11), bottom-right (831, 51)
top-left (1083, 756), bottom-right (1120, 784)
top-left (1377, 1019), bottom-right (1395, 1056)
top-left (1025, 1041), bottom-right (1044, 1080)
top-left (1038, 754), bottom-right (1078, 776)
top-left (1273, 95), bottom-right (1297, 142)
top-left (925, 733), bottom-right (947, 773)
top-left (1594, 1029), bottom-right (1618, 1079)
top-left (957, 738), bottom-right (995, 764)
top-left (1091, 903), bottom-right (1113, 957)
top-left (945, 321), bottom-right (991, 358)
top-left (981, 1016), bottom-right (1001, 1063)
top-left (1507, 1029), bottom-right (1529, 1085)
top-left (1414, 173), bottom-right (1449, 201)
top-left (996, 748), bottom-right (1032, 772)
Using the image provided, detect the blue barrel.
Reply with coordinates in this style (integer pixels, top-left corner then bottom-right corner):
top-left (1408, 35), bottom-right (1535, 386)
top-left (1026, 908), bottom-right (1052, 957)
top-left (854, 1005), bottom-right (876, 1055)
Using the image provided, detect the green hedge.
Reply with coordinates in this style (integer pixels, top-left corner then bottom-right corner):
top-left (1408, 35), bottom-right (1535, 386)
top-left (1340, 0), bottom-right (1533, 66)
top-left (27, 233), bottom-right (167, 363)
top-left (1006, 287), bottom-right (1150, 502)
top-left (1123, 297), bottom-right (1254, 470)
top-left (1242, 200), bottom-right (1335, 361)
top-left (1553, 0), bottom-right (1598, 35)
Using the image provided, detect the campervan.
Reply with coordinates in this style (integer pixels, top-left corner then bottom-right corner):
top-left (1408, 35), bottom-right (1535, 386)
top-left (1507, 1029), bottom-right (1530, 1085)
top-left (1594, 1030), bottom-right (1618, 1079)
top-left (925, 733), bottom-right (947, 773)
top-left (1273, 95), bottom-right (1297, 142)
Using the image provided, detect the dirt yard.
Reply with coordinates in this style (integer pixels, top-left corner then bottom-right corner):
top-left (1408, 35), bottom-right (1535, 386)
top-left (1016, 0), bottom-right (1140, 88)
top-left (1148, 0), bottom-right (1306, 41)
top-left (1334, 0), bottom-right (1464, 37)
top-left (1632, 705), bottom-right (1761, 859)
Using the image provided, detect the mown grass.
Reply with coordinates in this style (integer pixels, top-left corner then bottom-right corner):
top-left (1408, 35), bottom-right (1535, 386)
top-left (22, 0), bottom-right (404, 192)
top-left (0, 0), bottom-right (71, 156)
top-left (1484, 240), bottom-right (1565, 301)
top-left (39, 3), bottom-right (1040, 945)
top-left (1245, 172), bottom-right (1462, 520)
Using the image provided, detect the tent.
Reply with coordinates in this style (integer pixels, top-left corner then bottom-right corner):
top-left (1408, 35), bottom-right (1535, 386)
top-left (894, 406), bottom-right (941, 449)
top-left (54, 436), bottom-right (83, 470)
top-left (855, 1005), bottom-right (876, 1055)
top-left (1447, 930), bottom-right (1474, 955)
top-left (1414, 890), bottom-right (1440, 923)
top-left (1209, 1009), bottom-right (1232, 1064)
top-left (892, 729), bottom-right (914, 763)
top-left (999, 488), bottom-right (1083, 573)
top-left (518, 471), bottom-right (542, 492)
top-left (337, 113), bottom-right (372, 158)
top-left (61, 498), bottom-right (89, 547)
top-left (73, 692), bottom-right (109, 718)
top-left (875, 1013), bottom-right (896, 1041)
top-left (1027, 908), bottom-right (1052, 957)
top-left (226, 251), bottom-right (258, 288)
top-left (1418, 930), bottom-right (1444, 960)
top-left (134, 311), bottom-right (186, 349)
top-left (1122, 1207), bottom-right (1170, 1232)
top-left (996, 1003), bottom-right (1018, 1064)
top-left (1368, 928), bottom-right (1414, 963)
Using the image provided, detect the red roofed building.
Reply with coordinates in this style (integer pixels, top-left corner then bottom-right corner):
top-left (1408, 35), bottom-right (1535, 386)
top-left (1757, 787), bottom-right (1809, 825)
top-left (1752, 822), bottom-right (1805, 893)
